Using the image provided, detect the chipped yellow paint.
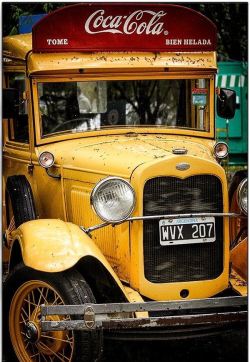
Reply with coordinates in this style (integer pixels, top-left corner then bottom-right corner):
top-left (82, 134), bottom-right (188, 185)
top-left (3, 31), bottom-right (239, 304)
top-left (3, 34), bottom-right (216, 74)
top-left (130, 154), bottom-right (230, 301)
top-left (37, 134), bottom-right (216, 179)
top-left (28, 51), bottom-right (216, 75)
top-left (35, 134), bottom-right (219, 285)
top-left (12, 219), bottom-right (129, 299)
top-left (230, 269), bottom-right (247, 296)
top-left (123, 286), bottom-right (148, 318)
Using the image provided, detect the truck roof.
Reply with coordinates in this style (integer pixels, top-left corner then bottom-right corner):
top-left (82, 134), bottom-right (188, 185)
top-left (3, 33), bottom-right (32, 60)
top-left (3, 4), bottom-right (217, 74)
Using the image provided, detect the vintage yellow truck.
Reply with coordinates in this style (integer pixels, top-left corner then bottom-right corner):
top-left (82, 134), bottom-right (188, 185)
top-left (3, 3), bottom-right (247, 362)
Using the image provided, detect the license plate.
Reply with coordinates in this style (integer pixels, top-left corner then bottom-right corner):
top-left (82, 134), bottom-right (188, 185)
top-left (159, 217), bottom-right (216, 246)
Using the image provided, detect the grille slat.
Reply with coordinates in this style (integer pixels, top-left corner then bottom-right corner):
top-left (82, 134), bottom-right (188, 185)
top-left (143, 175), bottom-right (223, 283)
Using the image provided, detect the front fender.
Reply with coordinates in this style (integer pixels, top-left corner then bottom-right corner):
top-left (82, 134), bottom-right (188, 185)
top-left (12, 219), bottom-right (126, 294)
top-left (231, 237), bottom-right (247, 281)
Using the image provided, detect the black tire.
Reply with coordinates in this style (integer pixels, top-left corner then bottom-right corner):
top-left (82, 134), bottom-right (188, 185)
top-left (6, 175), bottom-right (36, 228)
top-left (3, 263), bottom-right (101, 362)
top-left (229, 170), bottom-right (247, 207)
top-left (229, 171), bottom-right (248, 247)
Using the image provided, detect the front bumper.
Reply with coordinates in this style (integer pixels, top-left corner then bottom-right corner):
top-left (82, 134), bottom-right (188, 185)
top-left (41, 296), bottom-right (247, 339)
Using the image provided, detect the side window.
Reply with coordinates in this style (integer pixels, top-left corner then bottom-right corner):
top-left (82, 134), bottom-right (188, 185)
top-left (7, 72), bottom-right (29, 143)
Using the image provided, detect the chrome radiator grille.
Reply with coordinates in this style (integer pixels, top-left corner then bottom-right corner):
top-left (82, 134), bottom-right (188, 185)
top-left (143, 175), bottom-right (223, 283)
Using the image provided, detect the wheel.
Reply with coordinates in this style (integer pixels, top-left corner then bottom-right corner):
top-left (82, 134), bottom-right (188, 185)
top-left (6, 175), bottom-right (36, 228)
top-left (4, 263), bottom-right (101, 362)
top-left (229, 171), bottom-right (247, 247)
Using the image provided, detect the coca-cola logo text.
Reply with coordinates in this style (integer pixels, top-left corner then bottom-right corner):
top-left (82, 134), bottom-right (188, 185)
top-left (85, 9), bottom-right (168, 35)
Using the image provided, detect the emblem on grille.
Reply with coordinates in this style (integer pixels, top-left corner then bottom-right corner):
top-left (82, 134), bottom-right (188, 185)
top-left (176, 163), bottom-right (190, 171)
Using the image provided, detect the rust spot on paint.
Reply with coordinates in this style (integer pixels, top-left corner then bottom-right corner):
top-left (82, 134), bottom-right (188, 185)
top-left (231, 272), bottom-right (247, 287)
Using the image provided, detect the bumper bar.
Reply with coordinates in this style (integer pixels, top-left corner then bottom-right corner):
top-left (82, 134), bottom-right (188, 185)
top-left (41, 296), bottom-right (247, 332)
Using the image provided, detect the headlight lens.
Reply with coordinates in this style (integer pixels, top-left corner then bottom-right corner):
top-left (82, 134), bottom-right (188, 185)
top-left (214, 142), bottom-right (228, 159)
top-left (39, 151), bottom-right (55, 168)
top-left (237, 178), bottom-right (247, 215)
top-left (91, 177), bottom-right (135, 223)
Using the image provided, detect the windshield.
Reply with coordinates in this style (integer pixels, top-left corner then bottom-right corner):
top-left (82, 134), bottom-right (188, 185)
top-left (38, 78), bottom-right (210, 137)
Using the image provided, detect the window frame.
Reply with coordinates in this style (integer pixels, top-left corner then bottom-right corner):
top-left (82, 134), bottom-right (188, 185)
top-left (4, 70), bottom-right (30, 145)
top-left (32, 72), bottom-right (215, 146)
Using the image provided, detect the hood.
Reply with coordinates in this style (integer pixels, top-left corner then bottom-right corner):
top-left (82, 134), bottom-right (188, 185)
top-left (37, 134), bottom-right (215, 179)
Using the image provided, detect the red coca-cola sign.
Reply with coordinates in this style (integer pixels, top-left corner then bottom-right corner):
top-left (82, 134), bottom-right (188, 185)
top-left (32, 3), bottom-right (217, 53)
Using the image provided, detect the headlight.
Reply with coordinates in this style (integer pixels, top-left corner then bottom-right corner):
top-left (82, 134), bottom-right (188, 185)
top-left (91, 177), bottom-right (135, 223)
top-left (214, 142), bottom-right (228, 159)
top-left (39, 151), bottom-right (55, 168)
top-left (237, 178), bottom-right (247, 215)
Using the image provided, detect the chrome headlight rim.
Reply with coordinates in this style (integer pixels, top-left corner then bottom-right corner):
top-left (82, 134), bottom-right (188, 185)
top-left (38, 151), bottom-right (55, 168)
top-left (237, 178), bottom-right (248, 215)
top-left (213, 142), bottom-right (229, 159)
top-left (90, 176), bottom-right (136, 223)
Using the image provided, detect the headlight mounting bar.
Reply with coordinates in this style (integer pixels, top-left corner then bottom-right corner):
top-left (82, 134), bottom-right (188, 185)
top-left (80, 212), bottom-right (244, 234)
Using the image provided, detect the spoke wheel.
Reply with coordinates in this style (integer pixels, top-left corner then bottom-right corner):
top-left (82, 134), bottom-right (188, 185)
top-left (4, 263), bottom-right (101, 362)
top-left (9, 280), bottom-right (74, 362)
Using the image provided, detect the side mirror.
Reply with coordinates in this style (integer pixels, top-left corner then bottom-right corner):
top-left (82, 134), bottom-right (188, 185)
top-left (217, 88), bottom-right (236, 119)
top-left (3, 88), bottom-right (19, 119)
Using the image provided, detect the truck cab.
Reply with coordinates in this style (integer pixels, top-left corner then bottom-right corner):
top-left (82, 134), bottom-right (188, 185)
top-left (3, 4), bottom-right (247, 362)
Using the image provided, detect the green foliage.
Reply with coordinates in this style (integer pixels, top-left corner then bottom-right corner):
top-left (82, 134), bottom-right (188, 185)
top-left (183, 3), bottom-right (248, 61)
top-left (2, 2), bottom-right (248, 61)
top-left (2, 2), bottom-right (72, 36)
top-left (43, 3), bottom-right (55, 14)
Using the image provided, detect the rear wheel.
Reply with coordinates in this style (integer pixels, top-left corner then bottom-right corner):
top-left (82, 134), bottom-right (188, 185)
top-left (229, 173), bottom-right (247, 247)
top-left (4, 264), bottom-right (100, 361)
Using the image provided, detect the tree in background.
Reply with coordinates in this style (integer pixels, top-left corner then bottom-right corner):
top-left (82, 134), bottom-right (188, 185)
top-left (2, 2), bottom-right (248, 61)
top-left (185, 3), bottom-right (248, 61)
top-left (2, 3), bottom-right (71, 35)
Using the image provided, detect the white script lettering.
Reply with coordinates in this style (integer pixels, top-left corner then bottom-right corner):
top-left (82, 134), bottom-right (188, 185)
top-left (84, 9), bottom-right (167, 35)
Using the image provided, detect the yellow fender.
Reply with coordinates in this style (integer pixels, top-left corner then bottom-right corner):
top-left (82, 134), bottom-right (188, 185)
top-left (12, 219), bottom-right (128, 298)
